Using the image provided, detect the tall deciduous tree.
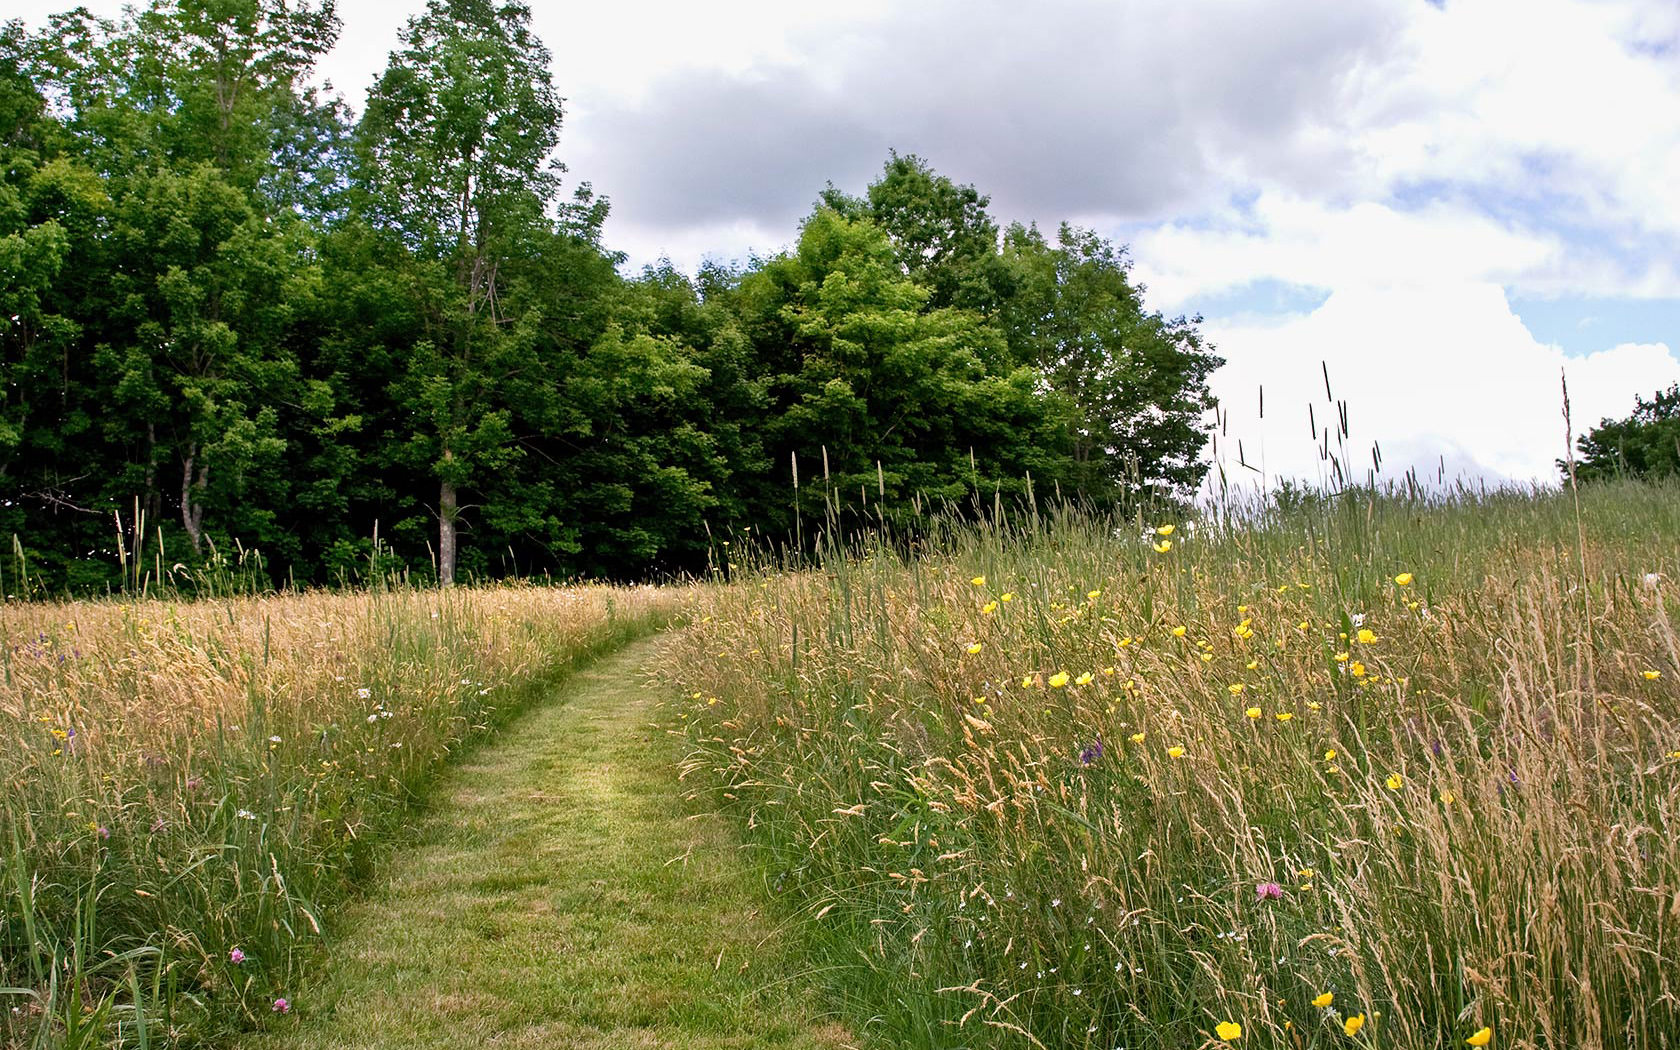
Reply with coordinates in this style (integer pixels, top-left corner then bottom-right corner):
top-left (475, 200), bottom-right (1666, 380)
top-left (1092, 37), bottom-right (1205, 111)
top-left (1570, 383), bottom-right (1680, 482)
top-left (999, 222), bottom-right (1221, 501)
top-left (355, 0), bottom-right (566, 585)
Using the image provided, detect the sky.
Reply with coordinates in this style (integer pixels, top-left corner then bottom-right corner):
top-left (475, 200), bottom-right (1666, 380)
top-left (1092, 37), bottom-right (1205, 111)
top-left (16, 0), bottom-right (1680, 491)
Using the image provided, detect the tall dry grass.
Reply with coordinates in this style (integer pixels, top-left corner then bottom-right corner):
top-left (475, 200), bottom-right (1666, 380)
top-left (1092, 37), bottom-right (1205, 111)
top-left (1, 582), bottom-right (681, 1046)
top-left (664, 482), bottom-right (1680, 1049)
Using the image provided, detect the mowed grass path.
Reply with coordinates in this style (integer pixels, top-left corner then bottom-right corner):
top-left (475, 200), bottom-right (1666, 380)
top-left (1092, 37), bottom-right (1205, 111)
top-left (239, 636), bottom-right (852, 1050)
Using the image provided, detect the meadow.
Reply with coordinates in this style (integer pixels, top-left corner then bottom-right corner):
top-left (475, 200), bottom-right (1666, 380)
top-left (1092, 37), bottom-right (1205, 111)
top-left (663, 481), bottom-right (1680, 1050)
top-left (0, 582), bottom-right (680, 1047)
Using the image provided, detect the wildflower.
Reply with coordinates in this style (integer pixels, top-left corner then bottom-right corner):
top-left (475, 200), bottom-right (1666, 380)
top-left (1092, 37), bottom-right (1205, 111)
top-left (1255, 882), bottom-right (1283, 900)
top-left (1172, 626), bottom-right (1188, 637)
top-left (230, 948), bottom-right (246, 964)
top-left (1049, 672), bottom-right (1070, 688)
top-left (1021, 675), bottom-right (1035, 688)
top-left (1167, 746), bottom-right (1185, 759)
top-left (1466, 1027), bottom-right (1492, 1047)
top-left (1215, 1021), bottom-right (1242, 1040)
top-left (1394, 573), bottom-right (1413, 586)
top-left (1350, 662), bottom-right (1367, 678)
top-left (1313, 992), bottom-right (1334, 1008)
top-left (1001, 592), bottom-right (1015, 603)
top-left (1344, 1013), bottom-right (1365, 1036)
top-left (1088, 589), bottom-right (1101, 599)
top-left (1643, 572), bottom-right (1661, 588)
top-left (1307, 700), bottom-right (1323, 711)
top-left (1130, 732), bottom-right (1146, 744)
top-left (971, 576), bottom-right (987, 586)
top-left (1153, 540), bottom-right (1173, 553)
top-left (1643, 670), bottom-right (1662, 681)
top-left (1356, 628), bottom-right (1378, 645)
top-left (356, 687), bottom-right (371, 700)
top-left (1246, 659), bottom-right (1260, 670)
top-left (1275, 712), bottom-right (1293, 722)
top-left (1246, 707), bottom-right (1262, 720)
top-left (272, 998), bottom-right (291, 1014)
top-left (1440, 790), bottom-right (1456, 804)
top-left (966, 643), bottom-right (983, 655)
top-left (1079, 739), bottom-right (1103, 766)
top-left (982, 600), bottom-right (999, 614)
top-left (269, 735), bottom-right (283, 744)
top-left (1156, 524), bottom-right (1175, 535)
top-left (1334, 652), bottom-right (1349, 663)
top-left (1230, 683), bottom-right (1247, 696)
top-left (1385, 774), bottom-right (1403, 790)
top-left (237, 809), bottom-right (256, 820)
top-left (1324, 749), bottom-right (1336, 761)
top-left (1076, 671), bottom-right (1094, 685)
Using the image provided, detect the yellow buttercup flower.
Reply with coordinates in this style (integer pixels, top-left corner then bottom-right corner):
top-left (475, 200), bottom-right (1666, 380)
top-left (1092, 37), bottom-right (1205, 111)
top-left (1021, 675), bottom-right (1034, 688)
top-left (1466, 1026), bottom-right (1491, 1047)
top-left (1643, 669), bottom-right (1662, 680)
top-left (971, 576), bottom-right (986, 586)
top-left (1229, 683), bottom-right (1247, 696)
top-left (966, 643), bottom-right (983, 654)
top-left (1350, 661), bottom-right (1367, 678)
top-left (1275, 712), bottom-right (1294, 722)
top-left (1049, 671), bottom-right (1070, 688)
top-left (1087, 589), bottom-right (1101, 599)
top-left (1394, 572), bottom-right (1413, 586)
top-left (1156, 523), bottom-right (1175, 535)
top-left (1386, 773), bottom-right (1403, 790)
top-left (1130, 732), bottom-right (1146, 744)
top-left (1312, 992), bottom-right (1334, 1008)
top-left (1167, 746), bottom-right (1185, 758)
top-left (1246, 659), bottom-right (1260, 670)
top-left (1172, 625), bottom-right (1188, 637)
top-left (1324, 749), bottom-right (1336, 760)
top-left (1246, 707), bottom-right (1262, 720)
top-left (982, 601), bottom-right (999, 614)
top-left (1154, 539), bottom-right (1173, 553)
top-left (1215, 1021), bottom-right (1242, 1040)
top-left (1356, 628), bottom-right (1378, 645)
top-left (1000, 592), bottom-right (1015, 602)
top-left (1076, 671), bottom-right (1094, 685)
top-left (1440, 789), bottom-right (1456, 804)
top-left (1344, 1014), bottom-right (1365, 1036)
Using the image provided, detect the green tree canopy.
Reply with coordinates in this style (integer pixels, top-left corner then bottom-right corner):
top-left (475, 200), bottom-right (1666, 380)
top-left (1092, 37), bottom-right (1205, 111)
top-left (1570, 383), bottom-right (1680, 482)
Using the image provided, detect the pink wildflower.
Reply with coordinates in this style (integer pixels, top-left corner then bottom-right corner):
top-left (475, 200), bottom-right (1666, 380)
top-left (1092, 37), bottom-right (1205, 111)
top-left (1255, 881), bottom-right (1284, 901)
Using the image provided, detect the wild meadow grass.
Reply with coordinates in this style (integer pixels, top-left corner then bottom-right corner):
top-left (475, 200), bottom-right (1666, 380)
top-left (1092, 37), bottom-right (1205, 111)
top-left (664, 481), bottom-right (1680, 1049)
top-left (0, 582), bottom-right (681, 1047)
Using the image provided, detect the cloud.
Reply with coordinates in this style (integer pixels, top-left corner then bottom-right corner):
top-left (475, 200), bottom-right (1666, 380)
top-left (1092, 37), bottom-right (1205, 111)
top-left (1201, 281), bottom-right (1680, 487)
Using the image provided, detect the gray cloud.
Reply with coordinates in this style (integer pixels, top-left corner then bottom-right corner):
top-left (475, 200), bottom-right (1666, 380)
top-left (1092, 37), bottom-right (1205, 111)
top-left (565, 0), bottom-right (1412, 256)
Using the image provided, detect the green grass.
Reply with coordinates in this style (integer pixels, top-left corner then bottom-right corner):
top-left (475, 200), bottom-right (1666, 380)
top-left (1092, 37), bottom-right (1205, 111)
top-left (0, 584), bottom-right (681, 1047)
top-left (664, 480), bottom-right (1680, 1050)
top-left (236, 636), bottom-right (852, 1050)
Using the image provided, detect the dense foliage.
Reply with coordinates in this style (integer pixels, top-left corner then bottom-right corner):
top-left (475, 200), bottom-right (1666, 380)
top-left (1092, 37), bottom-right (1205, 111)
top-left (1, 0), bottom-right (1221, 592)
top-left (1570, 382), bottom-right (1680, 482)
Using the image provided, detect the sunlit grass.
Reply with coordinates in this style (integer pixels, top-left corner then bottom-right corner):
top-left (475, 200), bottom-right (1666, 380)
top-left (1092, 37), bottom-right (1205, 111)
top-left (664, 480), bottom-right (1680, 1049)
top-left (0, 582), bottom-right (682, 1046)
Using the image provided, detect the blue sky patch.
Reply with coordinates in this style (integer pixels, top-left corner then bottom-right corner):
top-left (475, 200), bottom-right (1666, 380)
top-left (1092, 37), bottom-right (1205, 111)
top-left (1508, 294), bottom-right (1680, 355)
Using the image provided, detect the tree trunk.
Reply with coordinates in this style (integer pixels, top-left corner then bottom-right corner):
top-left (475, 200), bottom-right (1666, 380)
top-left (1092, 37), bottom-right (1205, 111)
top-left (439, 470), bottom-right (458, 587)
top-left (181, 446), bottom-right (208, 557)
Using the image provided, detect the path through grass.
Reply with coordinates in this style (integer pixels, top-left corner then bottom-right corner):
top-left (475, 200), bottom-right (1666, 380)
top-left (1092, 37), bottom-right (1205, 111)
top-left (239, 635), bottom-right (852, 1050)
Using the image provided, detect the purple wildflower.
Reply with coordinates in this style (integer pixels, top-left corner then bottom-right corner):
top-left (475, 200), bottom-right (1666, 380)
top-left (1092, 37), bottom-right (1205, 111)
top-left (229, 948), bottom-right (245, 964)
top-left (1079, 737), bottom-right (1103, 766)
top-left (1255, 881), bottom-right (1284, 901)
top-left (272, 997), bottom-right (290, 1014)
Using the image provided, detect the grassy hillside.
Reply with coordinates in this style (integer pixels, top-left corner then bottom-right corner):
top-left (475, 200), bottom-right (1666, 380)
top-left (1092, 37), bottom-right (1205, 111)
top-left (663, 482), bottom-right (1680, 1049)
top-left (1, 583), bottom-right (682, 1046)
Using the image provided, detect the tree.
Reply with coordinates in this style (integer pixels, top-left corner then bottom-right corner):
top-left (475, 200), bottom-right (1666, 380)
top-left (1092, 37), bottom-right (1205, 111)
top-left (822, 151), bottom-right (1007, 314)
top-left (1569, 383), bottom-right (1680, 482)
top-left (999, 222), bottom-right (1221, 502)
top-left (354, 0), bottom-right (569, 585)
top-left (734, 206), bottom-right (1075, 539)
